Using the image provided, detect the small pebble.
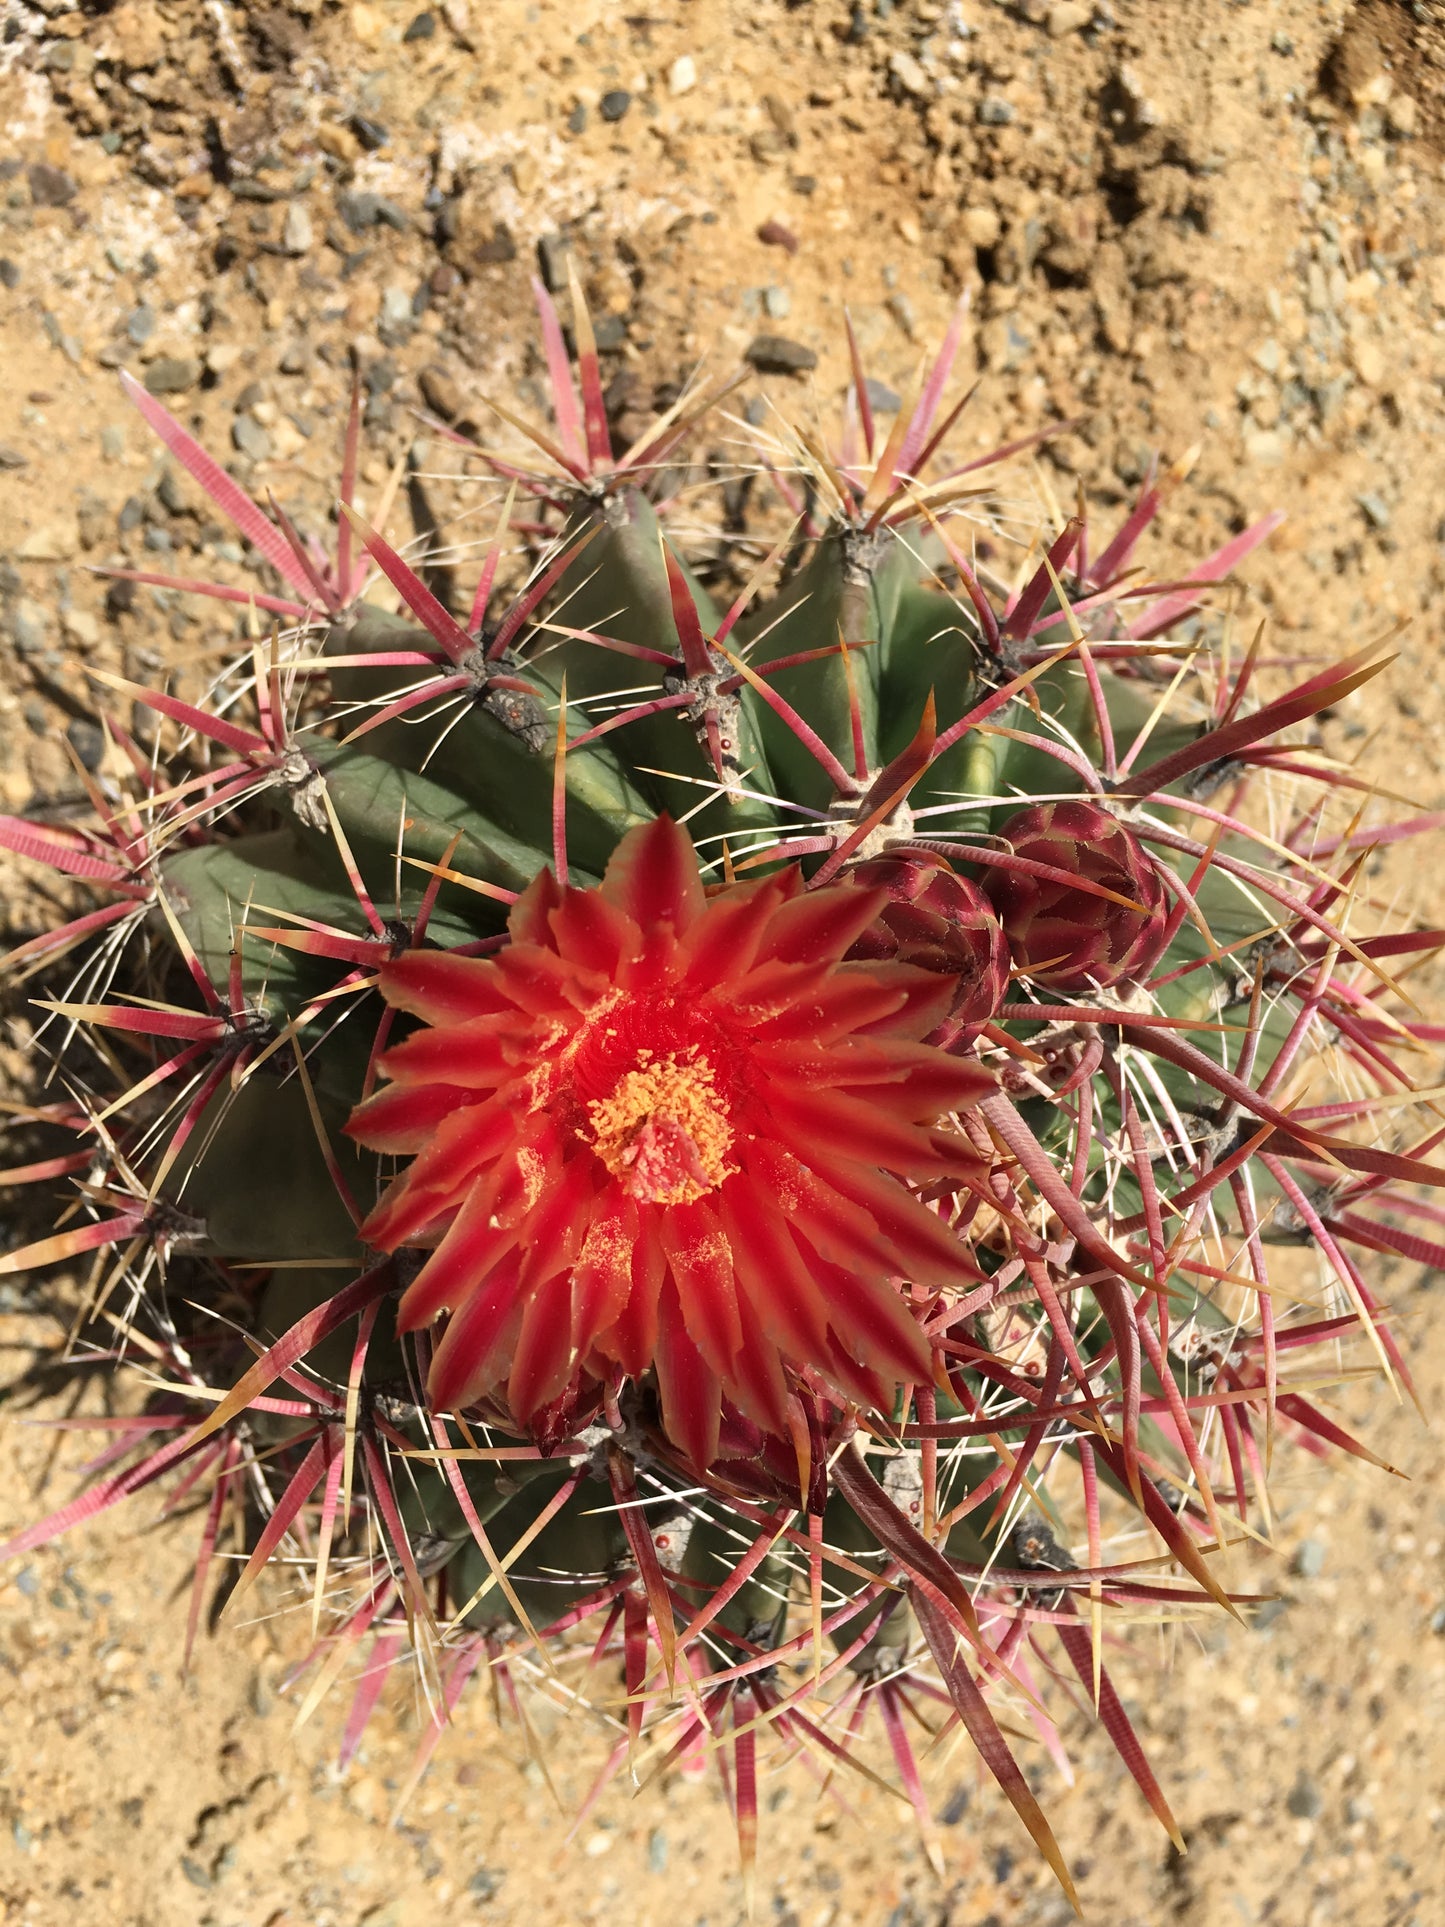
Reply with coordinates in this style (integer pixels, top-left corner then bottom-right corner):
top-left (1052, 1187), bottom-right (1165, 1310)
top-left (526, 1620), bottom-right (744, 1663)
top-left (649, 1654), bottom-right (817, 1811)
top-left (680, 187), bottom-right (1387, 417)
top-left (0, 257), bottom-right (21, 289)
top-left (379, 285), bottom-right (415, 332)
top-left (888, 290), bottom-right (916, 336)
top-left (337, 191), bottom-right (408, 234)
top-left (17, 520), bottom-right (79, 562)
top-left (1252, 337), bottom-right (1281, 375)
top-left (1047, 0), bottom-right (1092, 32)
top-left (757, 218), bottom-right (799, 254)
top-left (668, 54), bottom-right (696, 95)
top-left (28, 162), bottom-right (77, 207)
top-left (11, 599), bottom-right (47, 652)
top-left (600, 89), bottom-right (631, 123)
top-left (864, 377), bottom-right (902, 412)
top-left (1349, 337), bottom-right (1385, 387)
top-left (1286, 1771), bottom-right (1323, 1821)
top-left (0, 444), bottom-right (27, 470)
top-left (418, 365), bottom-right (462, 420)
top-left (230, 178), bottom-right (286, 205)
top-left (143, 357), bottom-right (201, 396)
top-left (403, 10), bottom-right (436, 40)
top-left (1243, 428), bottom-right (1286, 466)
top-left (960, 204), bottom-right (1001, 248)
top-left (537, 233), bottom-right (571, 292)
top-left (763, 285), bottom-right (791, 320)
top-left (940, 1785), bottom-right (970, 1827)
top-left (232, 415), bottom-right (273, 462)
top-left (745, 333), bottom-right (817, 374)
top-left (567, 102), bottom-right (587, 134)
top-left (281, 202), bottom-right (313, 255)
top-left (351, 113), bottom-right (389, 151)
top-left (1357, 491), bottom-right (1391, 531)
top-left (888, 50), bottom-right (933, 99)
top-left (977, 97), bottom-right (1016, 126)
top-left (66, 718), bottom-right (105, 768)
top-left (1291, 1538), bottom-right (1327, 1578)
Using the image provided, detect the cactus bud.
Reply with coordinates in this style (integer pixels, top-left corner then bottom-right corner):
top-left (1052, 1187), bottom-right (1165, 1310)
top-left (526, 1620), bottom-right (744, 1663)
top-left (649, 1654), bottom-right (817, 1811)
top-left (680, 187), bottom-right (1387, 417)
top-left (984, 799), bottom-right (1169, 992)
top-left (843, 854), bottom-right (1010, 1045)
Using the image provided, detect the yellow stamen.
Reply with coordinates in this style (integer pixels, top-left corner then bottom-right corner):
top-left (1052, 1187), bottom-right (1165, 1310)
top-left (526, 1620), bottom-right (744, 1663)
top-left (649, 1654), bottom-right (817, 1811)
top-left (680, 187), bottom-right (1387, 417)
top-left (587, 1050), bottom-right (735, 1205)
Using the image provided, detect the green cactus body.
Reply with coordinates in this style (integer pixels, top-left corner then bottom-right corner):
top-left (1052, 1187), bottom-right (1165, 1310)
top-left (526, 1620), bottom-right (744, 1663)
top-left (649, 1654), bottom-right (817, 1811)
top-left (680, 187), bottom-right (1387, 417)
top-left (2, 302), bottom-right (1435, 1908)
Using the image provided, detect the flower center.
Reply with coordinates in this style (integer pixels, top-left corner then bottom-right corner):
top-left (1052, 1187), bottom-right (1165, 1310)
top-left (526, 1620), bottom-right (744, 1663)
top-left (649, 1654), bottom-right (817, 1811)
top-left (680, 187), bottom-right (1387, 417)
top-left (586, 1049), bottom-right (735, 1206)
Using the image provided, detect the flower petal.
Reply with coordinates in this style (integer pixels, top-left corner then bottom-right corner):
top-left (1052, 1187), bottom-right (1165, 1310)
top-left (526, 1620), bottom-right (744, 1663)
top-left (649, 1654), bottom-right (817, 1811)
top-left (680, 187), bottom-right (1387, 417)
top-left (658, 1197), bottom-right (743, 1375)
top-left (600, 814), bottom-right (707, 933)
top-left (655, 1281), bottom-right (722, 1470)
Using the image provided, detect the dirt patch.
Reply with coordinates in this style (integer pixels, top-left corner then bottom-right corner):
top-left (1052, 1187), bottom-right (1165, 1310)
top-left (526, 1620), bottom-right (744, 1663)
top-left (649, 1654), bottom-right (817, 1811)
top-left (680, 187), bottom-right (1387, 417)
top-left (2, 2), bottom-right (1445, 1924)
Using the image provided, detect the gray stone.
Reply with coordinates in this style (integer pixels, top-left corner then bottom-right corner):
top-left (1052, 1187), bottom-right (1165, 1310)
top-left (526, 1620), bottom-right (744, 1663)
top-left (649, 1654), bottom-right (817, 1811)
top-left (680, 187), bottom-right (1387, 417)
top-left (763, 285), bottom-right (791, 319)
top-left (28, 162), bottom-right (77, 207)
top-left (600, 89), bottom-right (631, 123)
top-left (977, 97), bottom-right (1016, 126)
top-left (1286, 1771), bottom-right (1323, 1820)
top-left (1291, 1538), bottom-right (1326, 1578)
top-left (351, 114), bottom-right (389, 152)
top-left (11, 598), bottom-right (47, 652)
top-left (232, 415), bottom-right (273, 462)
top-left (143, 357), bottom-right (201, 396)
top-left (864, 377), bottom-right (901, 412)
top-left (745, 333), bottom-right (817, 374)
top-left (337, 191), bottom-right (408, 234)
top-left (66, 719), bottom-right (105, 770)
top-left (1357, 491), bottom-right (1391, 530)
top-left (126, 304), bottom-right (156, 345)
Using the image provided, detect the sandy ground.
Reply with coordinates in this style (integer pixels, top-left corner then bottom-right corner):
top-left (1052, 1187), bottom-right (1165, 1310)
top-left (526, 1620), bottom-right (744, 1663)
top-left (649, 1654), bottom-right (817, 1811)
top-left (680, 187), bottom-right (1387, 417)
top-left (2, 1), bottom-right (1444, 1922)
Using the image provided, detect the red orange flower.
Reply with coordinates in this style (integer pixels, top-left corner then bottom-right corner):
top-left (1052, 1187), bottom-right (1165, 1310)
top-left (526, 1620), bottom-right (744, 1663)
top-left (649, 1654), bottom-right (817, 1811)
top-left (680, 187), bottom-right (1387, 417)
top-left (347, 817), bottom-right (992, 1468)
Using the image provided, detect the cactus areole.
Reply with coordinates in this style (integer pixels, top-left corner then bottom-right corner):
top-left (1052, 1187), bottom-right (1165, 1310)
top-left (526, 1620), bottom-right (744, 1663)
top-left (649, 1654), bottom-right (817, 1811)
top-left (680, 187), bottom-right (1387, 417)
top-left (1, 290), bottom-right (1440, 1906)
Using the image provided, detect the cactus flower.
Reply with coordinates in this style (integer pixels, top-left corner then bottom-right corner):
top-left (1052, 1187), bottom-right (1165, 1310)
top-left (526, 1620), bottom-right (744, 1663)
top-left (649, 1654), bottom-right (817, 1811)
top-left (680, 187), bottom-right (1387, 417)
top-left (348, 815), bottom-right (991, 1469)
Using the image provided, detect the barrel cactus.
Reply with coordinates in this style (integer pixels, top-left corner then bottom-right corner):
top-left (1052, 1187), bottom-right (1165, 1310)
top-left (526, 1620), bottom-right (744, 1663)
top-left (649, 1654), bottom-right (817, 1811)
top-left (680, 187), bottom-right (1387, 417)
top-left (2, 286), bottom-right (1439, 1907)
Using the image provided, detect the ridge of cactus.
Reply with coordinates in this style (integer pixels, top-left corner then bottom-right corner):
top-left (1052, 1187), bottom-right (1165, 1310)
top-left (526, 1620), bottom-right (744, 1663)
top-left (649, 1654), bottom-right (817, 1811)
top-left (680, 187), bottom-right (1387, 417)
top-left (2, 283), bottom-right (1441, 1910)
